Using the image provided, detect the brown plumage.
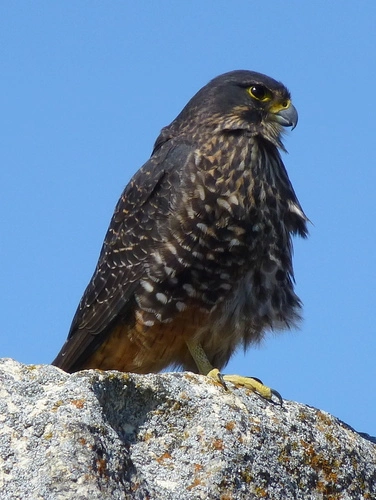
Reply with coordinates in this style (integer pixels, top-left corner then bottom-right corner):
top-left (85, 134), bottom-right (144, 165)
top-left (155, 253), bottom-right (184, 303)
top-left (52, 70), bottom-right (308, 378)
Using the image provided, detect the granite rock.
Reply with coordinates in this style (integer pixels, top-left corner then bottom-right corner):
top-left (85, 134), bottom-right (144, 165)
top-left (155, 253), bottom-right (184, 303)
top-left (0, 358), bottom-right (375, 499)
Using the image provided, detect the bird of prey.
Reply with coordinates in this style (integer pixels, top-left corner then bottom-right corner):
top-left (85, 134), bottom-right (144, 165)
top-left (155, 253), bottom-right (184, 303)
top-left (53, 70), bottom-right (308, 400)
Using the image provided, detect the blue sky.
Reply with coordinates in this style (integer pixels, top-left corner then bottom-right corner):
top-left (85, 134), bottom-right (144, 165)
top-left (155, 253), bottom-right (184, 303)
top-left (1, 2), bottom-right (375, 436)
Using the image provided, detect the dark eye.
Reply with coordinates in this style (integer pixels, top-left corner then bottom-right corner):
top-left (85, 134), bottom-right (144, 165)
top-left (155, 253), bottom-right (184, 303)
top-left (248, 85), bottom-right (271, 102)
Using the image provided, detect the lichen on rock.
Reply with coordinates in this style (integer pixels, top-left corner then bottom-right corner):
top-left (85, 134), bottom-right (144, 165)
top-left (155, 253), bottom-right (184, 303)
top-left (0, 358), bottom-right (375, 499)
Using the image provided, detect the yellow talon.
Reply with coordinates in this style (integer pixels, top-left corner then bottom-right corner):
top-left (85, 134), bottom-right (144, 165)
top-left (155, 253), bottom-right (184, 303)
top-left (187, 341), bottom-right (283, 405)
top-left (207, 368), bottom-right (279, 401)
top-left (224, 374), bottom-right (272, 398)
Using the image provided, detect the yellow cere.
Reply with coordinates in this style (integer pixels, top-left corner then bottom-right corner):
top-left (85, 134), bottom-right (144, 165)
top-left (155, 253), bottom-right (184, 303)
top-left (269, 100), bottom-right (291, 114)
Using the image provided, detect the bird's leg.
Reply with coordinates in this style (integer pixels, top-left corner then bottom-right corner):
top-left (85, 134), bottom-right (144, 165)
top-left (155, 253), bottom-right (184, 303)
top-left (186, 340), bottom-right (282, 404)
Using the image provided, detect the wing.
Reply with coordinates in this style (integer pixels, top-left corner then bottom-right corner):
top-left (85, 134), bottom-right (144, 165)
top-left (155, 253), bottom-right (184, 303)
top-left (52, 141), bottom-right (194, 372)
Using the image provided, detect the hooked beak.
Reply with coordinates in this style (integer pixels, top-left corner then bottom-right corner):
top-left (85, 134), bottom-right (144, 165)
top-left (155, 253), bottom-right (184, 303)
top-left (272, 103), bottom-right (298, 130)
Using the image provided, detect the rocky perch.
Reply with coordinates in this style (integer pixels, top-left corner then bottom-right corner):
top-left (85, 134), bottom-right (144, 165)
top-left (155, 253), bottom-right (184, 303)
top-left (0, 358), bottom-right (375, 499)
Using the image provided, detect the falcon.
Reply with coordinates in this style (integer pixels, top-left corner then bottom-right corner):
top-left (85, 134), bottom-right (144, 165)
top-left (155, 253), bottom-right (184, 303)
top-left (53, 70), bottom-right (308, 400)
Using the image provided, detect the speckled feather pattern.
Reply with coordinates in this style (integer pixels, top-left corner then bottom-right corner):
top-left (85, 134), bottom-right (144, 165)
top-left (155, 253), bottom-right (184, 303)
top-left (52, 70), bottom-right (308, 373)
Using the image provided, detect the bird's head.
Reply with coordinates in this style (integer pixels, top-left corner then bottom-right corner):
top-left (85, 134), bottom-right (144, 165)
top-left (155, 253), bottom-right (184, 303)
top-left (169, 70), bottom-right (298, 150)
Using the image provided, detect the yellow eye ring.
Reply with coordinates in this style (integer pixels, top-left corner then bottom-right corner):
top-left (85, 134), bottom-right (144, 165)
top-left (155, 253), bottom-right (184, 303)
top-left (248, 85), bottom-right (271, 102)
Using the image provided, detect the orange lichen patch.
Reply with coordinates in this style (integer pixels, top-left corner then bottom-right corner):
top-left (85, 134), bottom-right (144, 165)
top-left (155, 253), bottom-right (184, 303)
top-left (70, 399), bottom-right (85, 409)
top-left (131, 482), bottom-right (146, 495)
top-left (278, 440), bottom-right (299, 463)
top-left (254, 487), bottom-right (268, 497)
top-left (225, 421), bottom-right (236, 431)
top-left (300, 440), bottom-right (341, 497)
top-left (323, 433), bottom-right (334, 443)
top-left (278, 452), bottom-right (290, 464)
top-left (251, 424), bottom-right (261, 433)
top-left (240, 469), bottom-right (253, 483)
top-left (170, 401), bottom-right (182, 411)
top-left (212, 438), bottom-right (224, 451)
top-left (194, 463), bottom-right (203, 473)
top-left (78, 437), bottom-right (87, 446)
top-left (317, 411), bottom-right (333, 427)
top-left (142, 431), bottom-right (154, 441)
top-left (297, 410), bottom-right (308, 421)
top-left (156, 452), bottom-right (172, 464)
top-left (351, 456), bottom-right (359, 471)
top-left (96, 458), bottom-right (108, 477)
top-left (301, 441), bottom-right (339, 471)
top-left (220, 493), bottom-right (234, 500)
top-left (186, 477), bottom-right (203, 490)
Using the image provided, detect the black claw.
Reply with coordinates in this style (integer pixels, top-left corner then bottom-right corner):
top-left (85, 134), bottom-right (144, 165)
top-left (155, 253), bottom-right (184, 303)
top-left (248, 376), bottom-right (263, 384)
top-left (248, 375), bottom-right (283, 406)
top-left (217, 372), bottom-right (228, 391)
top-left (271, 388), bottom-right (283, 406)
